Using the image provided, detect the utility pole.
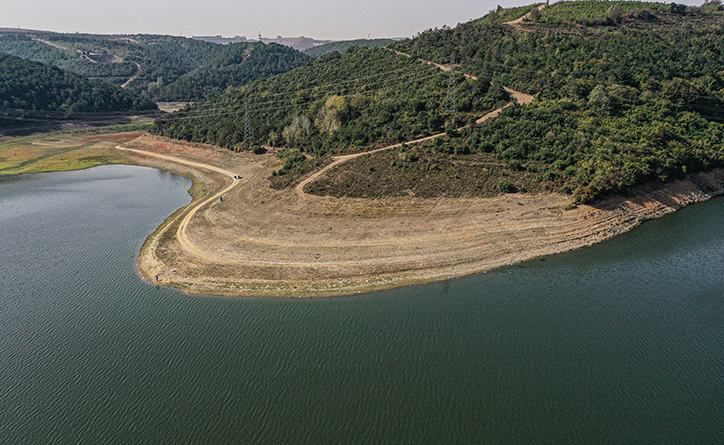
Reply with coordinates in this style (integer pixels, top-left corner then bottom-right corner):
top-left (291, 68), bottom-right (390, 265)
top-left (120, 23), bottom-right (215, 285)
top-left (244, 97), bottom-right (253, 144)
top-left (444, 54), bottom-right (457, 115)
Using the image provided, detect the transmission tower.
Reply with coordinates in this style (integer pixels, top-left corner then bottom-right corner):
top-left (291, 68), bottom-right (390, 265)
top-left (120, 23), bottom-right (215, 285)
top-left (444, 54), bottom-right (457, 115)
top-left (244, 97), bottom-right (253, 144)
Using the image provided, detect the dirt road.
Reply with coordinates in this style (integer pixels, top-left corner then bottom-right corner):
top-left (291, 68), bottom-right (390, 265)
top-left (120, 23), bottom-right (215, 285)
top-left (294, 51), bottom-right (535, 197)
top-left (119, 135), bottom-right (724, 298)
top-left (116, 145), bottom-right (241, 264)
top-left (121, 62), bottom-right (141, 89)
top-left (503, 3), bottom-right (547, 26)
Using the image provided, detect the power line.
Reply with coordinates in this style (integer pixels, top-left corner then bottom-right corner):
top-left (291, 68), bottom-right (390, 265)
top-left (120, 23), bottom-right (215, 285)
top-left (444, 54), bottom-right (457, 114)
top-left (162, 63), bottom-right (443, 117)
top-left (244, 97), bottom-right (253, 143)
top-left (156, 70), bottom-right (442, 124)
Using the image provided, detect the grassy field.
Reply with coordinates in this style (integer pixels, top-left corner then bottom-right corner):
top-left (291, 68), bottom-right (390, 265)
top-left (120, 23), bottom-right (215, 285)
top-left (0, 125), bottom-right (149, 175)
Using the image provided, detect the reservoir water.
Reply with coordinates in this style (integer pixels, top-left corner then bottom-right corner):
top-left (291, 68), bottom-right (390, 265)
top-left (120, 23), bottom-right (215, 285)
top-left (1, 165), bottom-right (722, 444)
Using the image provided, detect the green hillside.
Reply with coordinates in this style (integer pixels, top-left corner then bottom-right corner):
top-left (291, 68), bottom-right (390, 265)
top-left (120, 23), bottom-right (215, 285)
top-left (303, 39), bottom-right (397, 58)
top-left (537, 1), bottom-right (668, 23)
top-left (382, 1), bottom-right (724, 202)
top-left (153, 47), bottom-right (507, 155)
top-left (154, 43), bottom-right (311, 101)
top-left (0, 32), bottom-right (311, 101)
top-left (0, 54), bottom-right (156, 128)
top-left (154, 1), bottom-right (724, 203)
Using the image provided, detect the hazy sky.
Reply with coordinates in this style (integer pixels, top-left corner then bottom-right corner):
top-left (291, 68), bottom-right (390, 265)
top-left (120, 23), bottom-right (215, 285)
top-left (2, 0), bottom-right (706, 40)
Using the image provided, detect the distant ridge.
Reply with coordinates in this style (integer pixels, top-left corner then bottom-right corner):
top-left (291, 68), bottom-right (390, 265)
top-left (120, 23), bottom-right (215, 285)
top-left (191, 34), bottom-right (334, 51)
top-left (192, 35), bottom-right (250, 44)
top-left (303, 38), bottom-right (398, 58)
top-left (0, 31), bottom-right (310, 101)
top-left (0, 27), bottom-right (51, 34)
top-left (261, 36), bottom-right (334, 51)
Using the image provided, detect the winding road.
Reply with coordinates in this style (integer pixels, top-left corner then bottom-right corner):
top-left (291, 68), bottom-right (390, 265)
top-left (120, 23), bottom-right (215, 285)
top-left (121, 62), bottom-right (142, 89)
top-left (116, 146), bottom-right (243, 264)
top-left (294, 50), bottom-right (535, 197)
top-left (117, 49), bottom-right (537, 264)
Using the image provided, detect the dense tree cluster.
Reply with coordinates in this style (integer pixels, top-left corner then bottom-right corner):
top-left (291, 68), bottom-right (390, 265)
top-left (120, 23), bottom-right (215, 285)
top-left (154, 43), bottom-right (311, 101)
top-left (0, 54), bottom-right (156, 127)
top-left (389, 2), bottom-right (724, 201)
top-left (153, 47), bottom-right (508, 155)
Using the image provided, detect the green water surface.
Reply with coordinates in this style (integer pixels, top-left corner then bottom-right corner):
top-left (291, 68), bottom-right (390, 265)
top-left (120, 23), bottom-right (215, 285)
top-left (1, 165), bottom-right (722, 444)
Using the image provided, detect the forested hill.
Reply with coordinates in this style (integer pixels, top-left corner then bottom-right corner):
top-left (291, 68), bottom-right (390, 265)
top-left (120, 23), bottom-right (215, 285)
top-left (0, 54), bottom-right (157, 127)
top-left (0, 32), bottom-right (311, 101)
top-left (303, 39), bottom-right (397, 58)
top-left (154, 43), bottom-right (311, 101)
top-left (155, 1), bottom-right (724, 203)
top-left (383, 1), bottom-right (724, 202)
top-left (152, 46), bottom-right (507, 155)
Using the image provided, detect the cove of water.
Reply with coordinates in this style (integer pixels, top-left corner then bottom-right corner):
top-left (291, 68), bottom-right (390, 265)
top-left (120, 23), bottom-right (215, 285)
top-left (1, 165), bottom-right (722, 444)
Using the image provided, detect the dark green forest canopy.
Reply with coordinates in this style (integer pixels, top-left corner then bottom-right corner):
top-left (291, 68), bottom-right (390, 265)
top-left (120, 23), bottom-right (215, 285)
top-left (0, 32), bottom-right (311, 101)
top-left (153, 47), bottom-right (507, 155)
top-left (0, 54), bottom-right (157, 127)
top-left (382, 2), bottom-right (724, 202)
top-left (153, 43), bottom-right (311, 101)
top-left (156, 1), bottom-right (724, 202)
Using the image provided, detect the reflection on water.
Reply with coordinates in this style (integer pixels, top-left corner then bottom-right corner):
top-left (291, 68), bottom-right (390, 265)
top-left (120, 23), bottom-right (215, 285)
top-left (0, 165), bottom-right (722, 444)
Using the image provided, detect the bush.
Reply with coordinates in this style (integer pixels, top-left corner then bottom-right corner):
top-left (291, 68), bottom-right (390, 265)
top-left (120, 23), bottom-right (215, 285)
top-left (497, 179), bottom-right (519, 194)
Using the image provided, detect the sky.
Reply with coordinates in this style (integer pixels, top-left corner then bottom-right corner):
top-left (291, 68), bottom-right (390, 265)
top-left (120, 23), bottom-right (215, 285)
top-left (2, 0), bottom-right (706, 40)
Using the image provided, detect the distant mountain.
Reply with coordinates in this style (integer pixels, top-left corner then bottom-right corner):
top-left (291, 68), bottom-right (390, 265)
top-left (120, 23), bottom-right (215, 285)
top-left (0, 54), bottom-right (156, 127)
top-left (192, 35), bottom-right (250, 44)
top-left (260, 36), bottom-right (334, 51)
top-left (303, 39), bottom-right (397, 58)
top-left (0, 27), bottom-right (40, 34)
top-left (0, 30), bottom-right (310, 101)
top-left (192, 34), bottom-right (335, 51)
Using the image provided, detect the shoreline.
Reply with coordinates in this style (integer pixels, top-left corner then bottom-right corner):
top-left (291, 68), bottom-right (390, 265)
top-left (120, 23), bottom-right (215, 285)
top-left (115, 134), bottom-right (724, 298)
top-left (5, 130), bottom-right (724, 298)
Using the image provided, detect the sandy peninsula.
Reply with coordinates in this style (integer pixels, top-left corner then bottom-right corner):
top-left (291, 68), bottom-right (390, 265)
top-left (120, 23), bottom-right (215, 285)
top-left (115, 134), bottom-right (724, 297)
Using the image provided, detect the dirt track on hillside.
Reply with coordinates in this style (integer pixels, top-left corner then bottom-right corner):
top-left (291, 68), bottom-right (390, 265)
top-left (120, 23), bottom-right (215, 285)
top-left (504, 3), bottom-right (547, 27)
top-left (121, 62), bottom-right (141, 89)
top-left (295, 51), bottom-right (535, 197)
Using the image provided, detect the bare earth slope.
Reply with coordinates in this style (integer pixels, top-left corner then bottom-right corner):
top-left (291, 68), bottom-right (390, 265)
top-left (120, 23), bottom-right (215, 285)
top-left (116, 40), bottom-right (724, 297)
top-left (118, 134), bottom-right (724, 297)
top-left (504, 3), bottom-right (547, 27)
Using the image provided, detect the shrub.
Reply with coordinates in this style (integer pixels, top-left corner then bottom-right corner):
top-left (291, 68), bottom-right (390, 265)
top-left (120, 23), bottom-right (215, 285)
top-left (497, 179), bottom-right (518, 193)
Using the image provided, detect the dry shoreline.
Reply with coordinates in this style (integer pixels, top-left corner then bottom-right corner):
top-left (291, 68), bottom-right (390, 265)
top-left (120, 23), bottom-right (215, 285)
top-left (116, 134), bottom-right (724, 298)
